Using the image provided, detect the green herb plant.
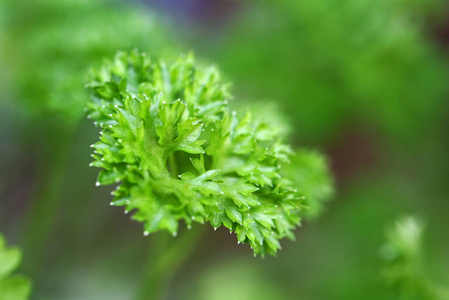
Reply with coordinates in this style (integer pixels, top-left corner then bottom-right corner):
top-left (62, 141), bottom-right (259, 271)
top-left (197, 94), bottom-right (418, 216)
top-left (86, 50), bottom-right (317, 257)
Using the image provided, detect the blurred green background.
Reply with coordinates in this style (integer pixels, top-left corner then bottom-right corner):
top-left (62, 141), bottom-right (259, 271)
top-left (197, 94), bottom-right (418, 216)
top-left (1, 0), bottom-right (448, 299)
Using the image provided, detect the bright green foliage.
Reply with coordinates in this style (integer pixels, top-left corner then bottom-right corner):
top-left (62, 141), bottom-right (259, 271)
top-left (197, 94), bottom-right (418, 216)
top-left (86, 50), bottom-right (308, 256)
top-left (0, 234), bottom-right (31, 300)
top-left (1, 0), bottom-right (175, 125)
top-left (380, 217), bottom-right (449, 299)
top-left (227, 106), bottom-right (333, 219)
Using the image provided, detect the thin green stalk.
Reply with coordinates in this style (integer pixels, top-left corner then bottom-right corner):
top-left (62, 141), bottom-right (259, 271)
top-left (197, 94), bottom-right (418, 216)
top-left (167, 153), bottom-right (179, 178)
top-left (20, 123), bottom-right (72, 279)
top-left (137, 226), bottom-right (205, 300)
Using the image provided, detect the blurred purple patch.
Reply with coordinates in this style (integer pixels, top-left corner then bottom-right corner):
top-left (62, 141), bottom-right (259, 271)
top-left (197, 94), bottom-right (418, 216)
top-left (141, 0), bottom-right (240, 28)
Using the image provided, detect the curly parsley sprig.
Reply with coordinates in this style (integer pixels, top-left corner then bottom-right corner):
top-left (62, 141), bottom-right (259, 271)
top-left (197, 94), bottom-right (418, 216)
top-left (86, 50), bottom-right (306, 256)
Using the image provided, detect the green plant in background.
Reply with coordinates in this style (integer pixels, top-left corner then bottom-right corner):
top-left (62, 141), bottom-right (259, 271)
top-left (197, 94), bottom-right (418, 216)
top-left (206, 0), bottom-right (449, 144)
top-left (86, 50), bottom-right (332, 257)
top-left (0, 234), bottom-right (31, 300)
top-left (2, 0), bottom-right (176, 124)
top-left (381, 216), bottom-right (449, 300)
top-left (286, 150), bottom-right (333, 219)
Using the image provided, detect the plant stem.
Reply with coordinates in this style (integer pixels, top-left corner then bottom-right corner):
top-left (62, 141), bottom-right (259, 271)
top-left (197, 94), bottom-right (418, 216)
top-left (167, 152), bottom-right (178, 178)
top-left (20, 123), bottom-right (72, 279)
top-left (137, 226), bottom-right (205, 300)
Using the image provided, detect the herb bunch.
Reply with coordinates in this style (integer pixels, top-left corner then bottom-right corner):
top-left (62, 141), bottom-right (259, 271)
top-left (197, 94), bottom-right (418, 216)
top-left (86, 50), bottom-right (306, 256)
